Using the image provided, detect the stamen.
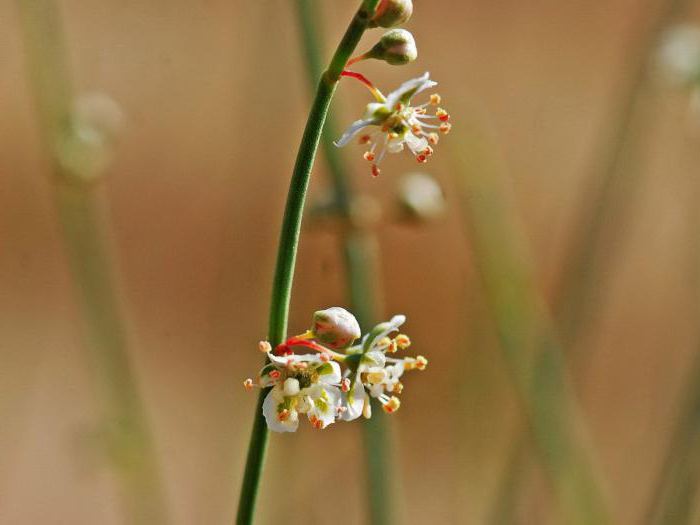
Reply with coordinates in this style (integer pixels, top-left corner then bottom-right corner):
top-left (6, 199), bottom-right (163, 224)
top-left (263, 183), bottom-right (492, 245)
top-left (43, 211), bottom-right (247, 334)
top-left (364, 151), bottom-right (376, 162)
top-left (436, 108), bottom-right (450, 122)
top-left (269, 370), bottom-right (281, 380)
top-left (416, 154), bottom-right (428, 163)
top-left (415, 355), bottom-right (428, 370)
top-left (371, 164), bottom-right (381, 177)
top-left (359, 134), bottom-right (372, 145)
top-left (430, 93), bottom-right (442, 105)
top-left (423, 146), bottom-right (434, 156)
top-left (439, 122), bottom-right (452, 134)
top-left (319, 352), bottom-right (331, 362)
top-left (258, 340), bottom-right (272, 353)
top-left (243, 378), bottom-right (254, 391)
top-left (392, 382), bottom-right (404, 394)
top-left (309, 415), bottom-right (324, 429)
top-left (427, 133), bottom-right (439, 145)
top-left (341, 378), bottom-right (351, 392)
top-left (411, 124), bottom-right (422, 134)
top-left (382, 396), bottom-right (401, 414)
top-left (277, 409), bottom-right (290, 422)
top-left (395, 334), bottom-right (411, 349)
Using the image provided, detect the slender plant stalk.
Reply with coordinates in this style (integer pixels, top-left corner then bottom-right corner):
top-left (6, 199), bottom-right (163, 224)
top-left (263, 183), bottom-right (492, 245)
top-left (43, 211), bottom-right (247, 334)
top-left (453, 127), bottom-right (610, 525)
top-left (236, 2), bottom-right (380, 523)
top-left (16, 1), bottom-right (169, 523)
top-left (643, 140), bottom-right (700, 525)
top-left (295, 2), bottom-right (397, 523)
top-left (553, 0), bottom-right (693, 347)
top-left (491, 0), bottom-right (694, 520)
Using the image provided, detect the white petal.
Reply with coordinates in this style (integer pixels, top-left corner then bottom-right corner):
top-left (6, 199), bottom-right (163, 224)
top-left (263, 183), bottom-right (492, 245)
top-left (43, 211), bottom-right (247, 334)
top-left (366, 315), bottom-right (406, 351)
top-left (309, 386), bottom-right (341, 427)
top-left (318, 360), bottom-right (342, 385)
top-left (361, 351), bottom-right (387, 370)
top-left (262, 390), bottom-right (299, 433)
top-left (386, 72), bottom-right (437, 108)
top-left (334, 118), bottom-right (376, 147)
top-left (404, 132), bottom-right (428, 154)
top-left (340, 381), bottom-right (367, 421)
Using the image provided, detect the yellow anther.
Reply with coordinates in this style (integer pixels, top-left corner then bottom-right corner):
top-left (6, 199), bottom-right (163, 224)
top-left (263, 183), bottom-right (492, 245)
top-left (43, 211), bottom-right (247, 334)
top-left (392, 382), bottom-right (404, 394)
top-left (243, 378), bottom-right (254, 391)
top-left (415, 355), bottom-right (428, 371)
top-left (367, 369), bottom-right (388, 384)
top-left (387, 339), bottom-right (398, 353)
top-left (258, 340), bottom-right (272, 353)
top-left (382, 396), bottom-right (401, 414)
top-left (427, 132), bottom-right (439, 145)
top-left (403, 357), bottom-right (417, 370)
top-left (364, 151), bottom-right (376, 162)
top-left (395, 334), bottom-right (411, 350)
top-left (439, 122), bottom-right (452, 134)
top-left (430, 93), bottom-right (441, 106)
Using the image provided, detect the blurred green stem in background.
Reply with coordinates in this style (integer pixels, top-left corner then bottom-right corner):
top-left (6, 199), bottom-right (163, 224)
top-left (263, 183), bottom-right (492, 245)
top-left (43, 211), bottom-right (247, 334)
top-left (236, 1), bottom-right (380, 523)
top-left (453, 126), bottom-right (611, 525)
top-left (16, 1), bottom-right (169, 524)
top-left (644, 141), bottom-right (700, 525)
top-left (553, 0), bottom-right (693, 348)
top-left (490, 0), bottom-right (695, 521)
top-left (645, 354), bottom-right (700, 525)
top-left (296, 2), bottom-right (398, 523)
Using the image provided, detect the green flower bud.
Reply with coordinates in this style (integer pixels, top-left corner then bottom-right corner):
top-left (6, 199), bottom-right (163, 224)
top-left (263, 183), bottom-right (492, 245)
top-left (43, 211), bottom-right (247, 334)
top-left (367, 29), bottom-right (417, 66)
top-left (370, 0), bottom-right (413, 28)
top-left (311, 307), bottom-right (361, 350)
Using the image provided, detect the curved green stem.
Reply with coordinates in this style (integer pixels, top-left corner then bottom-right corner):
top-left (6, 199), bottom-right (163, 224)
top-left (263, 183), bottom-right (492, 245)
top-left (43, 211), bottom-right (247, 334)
top-left (235, 2), bottom-right (379, 524)
top-left (296, 3), bottom-right (396, 522)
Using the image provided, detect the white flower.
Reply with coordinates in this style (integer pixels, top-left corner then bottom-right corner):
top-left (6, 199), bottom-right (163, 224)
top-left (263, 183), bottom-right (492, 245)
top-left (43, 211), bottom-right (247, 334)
top-left (335, 72), bottom-right (451, 177)
top-left (260, 353), bottom-right (343, 432)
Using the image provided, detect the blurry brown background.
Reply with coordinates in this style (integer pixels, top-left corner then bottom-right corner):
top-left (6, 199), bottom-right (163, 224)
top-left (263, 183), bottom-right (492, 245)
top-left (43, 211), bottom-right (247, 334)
top-left (2, 0), bottom-right (700, 523)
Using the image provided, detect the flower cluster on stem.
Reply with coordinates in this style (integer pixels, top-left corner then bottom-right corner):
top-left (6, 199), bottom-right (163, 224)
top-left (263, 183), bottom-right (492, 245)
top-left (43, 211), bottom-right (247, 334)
top-left (244, 307), bottom-right (427, 432)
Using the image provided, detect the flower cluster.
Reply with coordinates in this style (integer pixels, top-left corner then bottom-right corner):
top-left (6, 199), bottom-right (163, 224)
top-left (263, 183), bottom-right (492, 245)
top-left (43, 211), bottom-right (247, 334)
top-left (244, 307), bottom-right (427, 432)
top-left (332, 1), bottom-right (451, 177)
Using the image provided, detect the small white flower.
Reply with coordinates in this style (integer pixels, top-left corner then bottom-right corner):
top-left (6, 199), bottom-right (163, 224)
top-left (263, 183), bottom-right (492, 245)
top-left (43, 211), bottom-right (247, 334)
top-left (260, 353), bottom-right (343, 432)
top-left (336, 72), bottom-right (451, 177)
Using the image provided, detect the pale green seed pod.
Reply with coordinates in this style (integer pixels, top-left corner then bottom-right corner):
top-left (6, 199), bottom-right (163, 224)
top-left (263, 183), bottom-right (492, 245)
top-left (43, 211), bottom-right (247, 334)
top-left (366, 29), bottom-right (417, 66)
top-left (311, 307), bottom-right (361, 350)
top-left (370, 0), bottom-right (413, 28)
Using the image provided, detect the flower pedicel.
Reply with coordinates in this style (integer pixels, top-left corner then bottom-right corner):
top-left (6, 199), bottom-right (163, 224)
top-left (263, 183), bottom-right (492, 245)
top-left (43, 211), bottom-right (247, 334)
top-left (244, 307), bottom-right (427, 432)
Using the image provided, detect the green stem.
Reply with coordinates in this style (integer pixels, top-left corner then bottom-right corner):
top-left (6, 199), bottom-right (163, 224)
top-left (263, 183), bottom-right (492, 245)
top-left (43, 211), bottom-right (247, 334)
top-left (16, 1), bottom-right (169, 523)
top-left (453, 128), bottom-right (610, 525)
top-left (235, 2), bottom-right (379, 524)
top-left (492, 0), bottom-right (694, 520)
top-left (553, 0), bottom-right (693, 348)
top-left (295, 3), bottom-right (396, 522)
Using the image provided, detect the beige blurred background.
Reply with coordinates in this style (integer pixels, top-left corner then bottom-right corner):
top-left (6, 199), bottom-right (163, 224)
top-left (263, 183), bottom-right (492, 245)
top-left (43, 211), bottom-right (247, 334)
top-left (2, 0), bottom-right (700, 523)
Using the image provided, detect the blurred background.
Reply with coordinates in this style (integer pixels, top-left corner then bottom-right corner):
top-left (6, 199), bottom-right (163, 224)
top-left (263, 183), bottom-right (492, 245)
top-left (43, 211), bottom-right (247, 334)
top-left (3, 0), bottom-right (700, 523)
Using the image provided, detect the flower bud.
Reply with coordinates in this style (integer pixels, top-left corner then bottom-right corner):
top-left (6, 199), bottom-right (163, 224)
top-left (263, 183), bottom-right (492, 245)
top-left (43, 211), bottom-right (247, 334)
top-left (370, 0), bottom-right (413, 28)
top-left (311, 307), bottom-right (361, 350)
top-left (367, 29), bottom-right (417, 66)
top-left (397, 172), bottom-right (446, 222)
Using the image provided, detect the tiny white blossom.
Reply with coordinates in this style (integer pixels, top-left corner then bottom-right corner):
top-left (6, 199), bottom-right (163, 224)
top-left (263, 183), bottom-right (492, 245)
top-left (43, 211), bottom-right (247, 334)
top-left (336, 72), bottom-right (451, 177)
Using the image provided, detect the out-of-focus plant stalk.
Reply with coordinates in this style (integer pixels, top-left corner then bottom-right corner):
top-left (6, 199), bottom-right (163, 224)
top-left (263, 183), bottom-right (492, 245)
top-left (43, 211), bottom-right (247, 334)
top-left (554, 0), bottom-right (693, 347)
top-left (295, 2), bottom-right (397, 523)
top-left (491, 0), bottom-right (695, 520)
top-left (236, 2), bottom-right (380, 524)
top-left (454, 127), bottom-right (611, 525)
top-left (16, 1), bottom-right (169, 524)
top-left (644, 140), bottom-right (700, 525)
